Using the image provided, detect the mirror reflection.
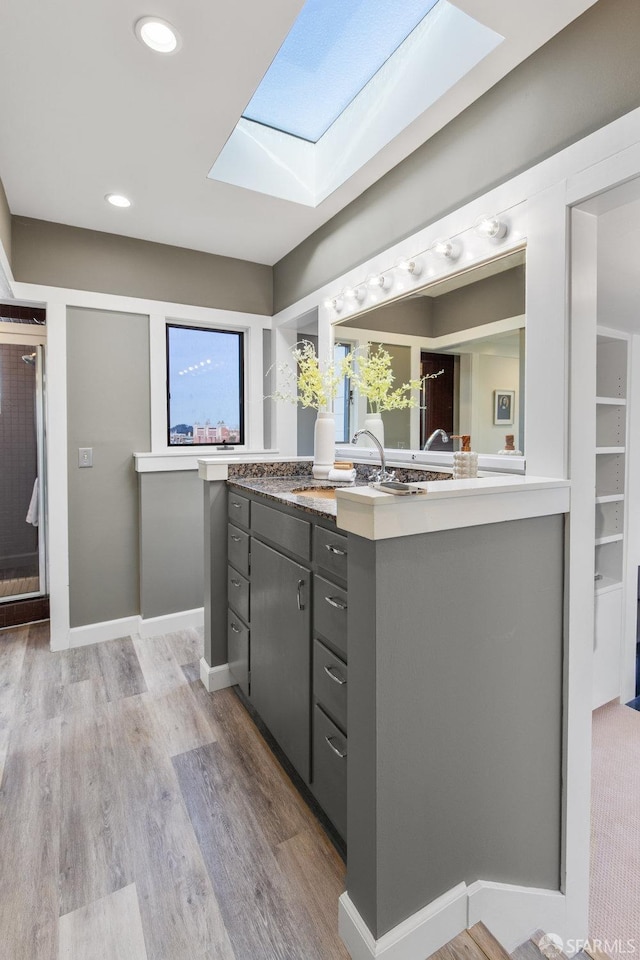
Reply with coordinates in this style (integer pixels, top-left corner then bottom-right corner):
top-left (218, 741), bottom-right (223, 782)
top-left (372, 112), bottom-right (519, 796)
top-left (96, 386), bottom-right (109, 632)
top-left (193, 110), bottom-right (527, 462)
top-left (332, 249), bottom-right (525, 457)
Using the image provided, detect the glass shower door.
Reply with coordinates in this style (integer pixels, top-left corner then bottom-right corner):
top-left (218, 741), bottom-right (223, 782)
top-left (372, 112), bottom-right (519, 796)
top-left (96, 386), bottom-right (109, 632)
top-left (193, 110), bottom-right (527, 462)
top-left (0, 341), bottom-right (46, 601)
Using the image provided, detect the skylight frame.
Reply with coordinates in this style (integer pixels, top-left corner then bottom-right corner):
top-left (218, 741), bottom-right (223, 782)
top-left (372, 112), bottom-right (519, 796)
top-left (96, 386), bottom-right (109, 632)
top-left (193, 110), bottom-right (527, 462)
top-left (241, 0), bottom-right (441, 144)
top-left (208, 1), bottom-right (504, 208)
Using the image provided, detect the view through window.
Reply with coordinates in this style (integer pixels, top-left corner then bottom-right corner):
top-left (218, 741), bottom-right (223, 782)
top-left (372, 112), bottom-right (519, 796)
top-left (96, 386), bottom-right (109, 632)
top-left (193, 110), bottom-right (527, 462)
top-left (166, 324), bottom-right (244, 446)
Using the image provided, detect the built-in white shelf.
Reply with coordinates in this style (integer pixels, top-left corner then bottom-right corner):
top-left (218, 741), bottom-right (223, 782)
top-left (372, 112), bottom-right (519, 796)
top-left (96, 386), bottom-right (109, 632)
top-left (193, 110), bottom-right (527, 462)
top-left (595, 446), bottom-right (626, 455)
top-left (596, 396), bottom-right (627, 405)
top-left (595, 493), bottom-right (625, 504)
top-left (595, 533), bottom-right (624, 546)
top-left (595, 576), bottom-right (623, 596)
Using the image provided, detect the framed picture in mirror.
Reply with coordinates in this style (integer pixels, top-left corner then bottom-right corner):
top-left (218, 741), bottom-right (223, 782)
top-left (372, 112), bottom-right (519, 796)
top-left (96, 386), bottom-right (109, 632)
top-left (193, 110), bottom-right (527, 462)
top-left (494, 389), bottom-right (515, 425)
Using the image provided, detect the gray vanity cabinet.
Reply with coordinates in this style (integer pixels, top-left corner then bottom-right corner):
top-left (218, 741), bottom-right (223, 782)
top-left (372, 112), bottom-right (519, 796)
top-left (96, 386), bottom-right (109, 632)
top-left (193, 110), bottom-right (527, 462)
top-left (250, 538), bottom-right (311, 782)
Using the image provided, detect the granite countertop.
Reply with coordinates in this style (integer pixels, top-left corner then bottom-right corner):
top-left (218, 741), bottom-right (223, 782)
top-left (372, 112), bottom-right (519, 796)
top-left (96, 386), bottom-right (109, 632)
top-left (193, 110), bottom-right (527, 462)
top-left (227, 476), bottom-right (354, 519)
top-left (227, 463), bottom-right (452, 520)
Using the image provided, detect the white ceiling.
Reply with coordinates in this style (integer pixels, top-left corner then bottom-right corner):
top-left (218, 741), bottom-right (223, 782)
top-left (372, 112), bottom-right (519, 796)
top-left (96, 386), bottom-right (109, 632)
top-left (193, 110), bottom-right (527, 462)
top-left (0, 0), bottom-right (598, 267)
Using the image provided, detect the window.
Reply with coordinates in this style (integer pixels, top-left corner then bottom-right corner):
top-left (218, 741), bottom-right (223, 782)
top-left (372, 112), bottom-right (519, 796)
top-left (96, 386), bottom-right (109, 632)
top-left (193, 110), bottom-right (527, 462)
top-left (166, 323), bottom-right (244, 446)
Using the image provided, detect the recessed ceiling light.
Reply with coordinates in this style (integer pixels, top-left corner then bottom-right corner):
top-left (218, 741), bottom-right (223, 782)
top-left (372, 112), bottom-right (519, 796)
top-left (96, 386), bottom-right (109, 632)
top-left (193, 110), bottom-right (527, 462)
top-left (105, 193), bottom-right (131, 208)
top-left (134, 16), bottom-right (180, 54)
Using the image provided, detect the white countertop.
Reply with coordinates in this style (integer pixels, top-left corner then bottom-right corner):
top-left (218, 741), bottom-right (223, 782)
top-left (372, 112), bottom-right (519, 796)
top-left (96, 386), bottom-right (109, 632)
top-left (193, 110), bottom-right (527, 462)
top-left (335, 475), bottom-right (570, 540)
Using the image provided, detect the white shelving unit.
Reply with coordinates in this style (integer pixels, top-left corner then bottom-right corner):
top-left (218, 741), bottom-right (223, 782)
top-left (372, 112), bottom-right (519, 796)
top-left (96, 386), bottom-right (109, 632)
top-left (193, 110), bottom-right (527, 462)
top-left (593, 328), bottom-right (630, 708)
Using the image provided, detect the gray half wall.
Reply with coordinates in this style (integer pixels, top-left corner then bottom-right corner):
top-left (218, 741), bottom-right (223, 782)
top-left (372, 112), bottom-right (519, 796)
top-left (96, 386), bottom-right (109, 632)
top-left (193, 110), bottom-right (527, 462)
top-left (13, 217), bottom-right (273, 315)
top-left (139, 471), bottom-right (204, 620)
top-left (347, 514), bottom-right (564, 938)
top-left (274, 0), bottom-right (640, 309)
top-left (67, 307), bottom-right (150, 628)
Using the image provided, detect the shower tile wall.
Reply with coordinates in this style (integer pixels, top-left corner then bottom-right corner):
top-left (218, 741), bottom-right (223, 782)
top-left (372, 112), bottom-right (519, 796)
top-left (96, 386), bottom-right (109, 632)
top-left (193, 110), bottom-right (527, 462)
top-left (0, 343), bottom-right (38, 579)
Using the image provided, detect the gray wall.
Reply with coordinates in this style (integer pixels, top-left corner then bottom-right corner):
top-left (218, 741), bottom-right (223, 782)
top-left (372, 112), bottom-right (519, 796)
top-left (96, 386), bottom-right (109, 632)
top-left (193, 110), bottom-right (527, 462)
top-left (13, 217), bottom-right (273, 315)
top-left (340, 266), bottom-right (525, 338)
top-left (0, 177), bottom-right (11, 266)
top-left (139, 472), bottom-right (204, 620)
top-left (67, 307), bottom-right (150, 628)
top-left (348, 514), bottom-right (564, 937)
top-left (274, 0), bottom-right (640, 309)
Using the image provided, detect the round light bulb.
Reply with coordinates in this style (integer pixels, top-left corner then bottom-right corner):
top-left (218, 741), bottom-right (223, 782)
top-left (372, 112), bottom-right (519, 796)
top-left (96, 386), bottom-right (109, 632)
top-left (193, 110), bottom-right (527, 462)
top-left (344, 285), bottom-right (365, 303)
top-left (396, 257), bottom-right (423, 277)
top-left (367, 273), bottom-right (391, 291)
top-left (135, 17), bottom-right (181, 53)
top-left (432, 239), bottom-right (459, 260)
top-left (474, 215), bottom-right (508, 240)
top-left (105, 193), bottom-right (131, 208)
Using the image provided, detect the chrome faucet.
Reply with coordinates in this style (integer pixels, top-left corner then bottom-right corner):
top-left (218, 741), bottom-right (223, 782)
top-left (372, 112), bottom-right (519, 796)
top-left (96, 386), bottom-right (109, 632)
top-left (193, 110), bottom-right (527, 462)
top-left (351, 429), bottom-right (395, 483)
top-left (423, 428), bottom-right (450, 450)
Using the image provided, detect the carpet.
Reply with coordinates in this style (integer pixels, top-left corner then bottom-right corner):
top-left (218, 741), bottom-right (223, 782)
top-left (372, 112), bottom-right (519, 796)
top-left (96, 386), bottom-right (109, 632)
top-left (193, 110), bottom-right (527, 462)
top-left (590, 701), bottom-right (640, 949)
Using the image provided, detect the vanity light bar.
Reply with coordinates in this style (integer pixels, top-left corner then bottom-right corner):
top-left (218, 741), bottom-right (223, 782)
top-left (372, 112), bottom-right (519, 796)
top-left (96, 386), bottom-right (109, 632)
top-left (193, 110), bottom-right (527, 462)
top-left (323, 209), bottom-right (510, 313)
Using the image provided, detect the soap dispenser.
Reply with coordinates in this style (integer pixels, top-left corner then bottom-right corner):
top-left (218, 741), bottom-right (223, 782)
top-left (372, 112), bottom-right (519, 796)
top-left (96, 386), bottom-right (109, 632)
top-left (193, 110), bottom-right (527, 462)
top-left (498, 434), bottom-right (522, 456)
top-left (451, 435), bottom-right (478, 479)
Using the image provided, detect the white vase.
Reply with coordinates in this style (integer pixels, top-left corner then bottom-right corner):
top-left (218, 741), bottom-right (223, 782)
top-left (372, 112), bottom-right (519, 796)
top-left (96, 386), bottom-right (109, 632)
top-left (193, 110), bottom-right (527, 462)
top-left (363, 413), bottom-right (385, 448)
top-left (312, 411), bottom-right (335, 479)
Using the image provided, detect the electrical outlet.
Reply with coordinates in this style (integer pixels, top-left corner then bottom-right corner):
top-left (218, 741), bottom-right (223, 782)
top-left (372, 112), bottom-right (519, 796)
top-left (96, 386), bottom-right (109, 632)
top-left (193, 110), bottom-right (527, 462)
top-left (78, 447), bottom-right (93, 468)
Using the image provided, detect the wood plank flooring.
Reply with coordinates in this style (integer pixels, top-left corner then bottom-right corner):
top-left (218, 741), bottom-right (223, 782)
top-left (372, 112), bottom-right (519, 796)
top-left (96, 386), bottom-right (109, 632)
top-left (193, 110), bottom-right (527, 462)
top-left (0, 623), bottom-right (348, 960)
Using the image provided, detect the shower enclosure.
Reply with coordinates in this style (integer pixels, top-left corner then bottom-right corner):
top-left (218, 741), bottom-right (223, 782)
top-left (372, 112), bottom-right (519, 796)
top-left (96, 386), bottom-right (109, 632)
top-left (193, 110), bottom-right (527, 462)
top-left (0, 316), bottom-right (47, 606)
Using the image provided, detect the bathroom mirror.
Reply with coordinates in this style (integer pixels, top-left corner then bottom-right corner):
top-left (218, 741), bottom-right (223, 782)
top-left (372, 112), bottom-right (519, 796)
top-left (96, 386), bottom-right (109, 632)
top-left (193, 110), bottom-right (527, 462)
top-left (331, 249), bottom-right (525, 458)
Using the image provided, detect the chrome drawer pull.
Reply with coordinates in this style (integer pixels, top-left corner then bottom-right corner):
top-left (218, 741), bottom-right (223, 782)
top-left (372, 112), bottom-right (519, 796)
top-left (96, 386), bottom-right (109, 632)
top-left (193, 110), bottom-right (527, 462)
top-left (230, 622), bottom-right (241, 634)
top-left (325, 735), bottom-right (347, 759)
top-left (325, 596), bottom-right (347, 611)
top-left (231, 501), bottom-right (242, 509)
top-left (230, 579), bottom-right (241, 588)
top-left (230, 535), bottom-right (242, 543)
top-left (297, 579), bottom-right (305, 611)
top-left (323, 665), bottom-right (346, 686)
top-left (325, 543), bottom-right (347, 557)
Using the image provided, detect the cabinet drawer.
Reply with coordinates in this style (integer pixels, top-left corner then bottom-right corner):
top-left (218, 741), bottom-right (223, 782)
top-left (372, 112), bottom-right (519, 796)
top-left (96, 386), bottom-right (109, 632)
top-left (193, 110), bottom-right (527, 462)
top-left (313, 639), bottom-right (347, 733)
top-left (312, 705), bottom-right (347, 840)
top-left (314, 526), bottom-right (348, 582)
top-left (228, 523), bottom-right (250, 576)
top-left (228, 566), bottom-right (250, 623)
top-left (228, 490), bottom-right (250, 529)
top-left (228, 610), bottom-right (249, 696)
top-left (252, 501), bottom-right (311, 561)
top-left (314, 575), bottom-right (348, 659)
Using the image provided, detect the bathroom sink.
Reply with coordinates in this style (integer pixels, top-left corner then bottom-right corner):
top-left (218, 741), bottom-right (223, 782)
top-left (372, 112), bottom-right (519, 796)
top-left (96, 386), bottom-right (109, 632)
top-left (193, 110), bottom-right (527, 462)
top-left (291, 486), bottom-right (339, 500)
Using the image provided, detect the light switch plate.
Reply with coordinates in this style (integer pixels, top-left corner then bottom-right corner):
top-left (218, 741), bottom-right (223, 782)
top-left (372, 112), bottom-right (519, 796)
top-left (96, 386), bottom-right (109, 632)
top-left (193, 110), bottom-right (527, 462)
top-left (78, 447), bottom-right (93, 468)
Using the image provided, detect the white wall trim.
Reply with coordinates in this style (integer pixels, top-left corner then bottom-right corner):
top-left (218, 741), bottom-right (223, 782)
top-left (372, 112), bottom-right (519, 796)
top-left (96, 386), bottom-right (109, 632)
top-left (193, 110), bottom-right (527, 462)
top-left (63, 607), bottom-right (205, 649)
top-left (466, 882), bottom-right (567, 953)
top-left (339, 882), bottom-right (566, 960)
top-left (69, 616), bottom-right (141, 649)
top-left (339, 884), bottom-right (468, 960)
top-left (199, 658), bottom-right (234, 693)
top-left (137, 606), bottom-right (204, 639)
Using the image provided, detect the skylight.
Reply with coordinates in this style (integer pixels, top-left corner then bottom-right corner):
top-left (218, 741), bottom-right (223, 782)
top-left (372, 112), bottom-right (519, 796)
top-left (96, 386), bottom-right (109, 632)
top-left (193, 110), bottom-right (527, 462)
top-left (242, 0), bottom-right (440, 143)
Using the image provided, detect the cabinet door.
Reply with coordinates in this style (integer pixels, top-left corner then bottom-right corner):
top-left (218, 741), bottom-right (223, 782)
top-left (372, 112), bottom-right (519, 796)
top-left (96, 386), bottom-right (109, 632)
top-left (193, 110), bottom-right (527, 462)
top-left (250, 539), bottom-right (311, 781)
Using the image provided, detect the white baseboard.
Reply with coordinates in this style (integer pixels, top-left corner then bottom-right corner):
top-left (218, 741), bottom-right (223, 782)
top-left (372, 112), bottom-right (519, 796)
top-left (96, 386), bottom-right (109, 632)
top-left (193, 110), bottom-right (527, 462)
top-left (339, 881), bottom-right (566, 960)
top-left (467, 882), bottom-right (567, 953)
top-left (199, 658), bottom-right (234, 693)
top-left (69, 615), bottom-right (140, 648)
top-left (65, 607), bottom-right (204, 649)
top-left (339, 884), bottom-right (468, 960)
top-left (137, 607), bottom-right (204, 639)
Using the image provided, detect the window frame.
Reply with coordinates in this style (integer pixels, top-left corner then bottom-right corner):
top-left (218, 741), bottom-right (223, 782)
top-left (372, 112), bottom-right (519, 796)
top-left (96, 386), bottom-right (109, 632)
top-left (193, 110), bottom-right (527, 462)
top-left (165, 321), bottom-right (246, 448)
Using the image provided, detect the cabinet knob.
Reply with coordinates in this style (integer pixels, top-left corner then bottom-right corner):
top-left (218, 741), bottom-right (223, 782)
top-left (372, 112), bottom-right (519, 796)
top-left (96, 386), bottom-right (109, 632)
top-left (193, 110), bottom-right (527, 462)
top-left (230, 578), bottom-right (241, 588)
top-left (230, 622), bottom-right (241, 634)
top-left (297, 579), bottom-right (305, 611)
top-left (230, 535), bottom-right (242, 543)
top-left (325, 595), bottom-right (347, 611)
top-left (325, 543), bottom-right (347, 557)
top-left (325, 735), bottom-right (347, 759)
top-left (231, 501), bottom-right (242, 509)
top-left (323, 664), bottom-right (346, 686)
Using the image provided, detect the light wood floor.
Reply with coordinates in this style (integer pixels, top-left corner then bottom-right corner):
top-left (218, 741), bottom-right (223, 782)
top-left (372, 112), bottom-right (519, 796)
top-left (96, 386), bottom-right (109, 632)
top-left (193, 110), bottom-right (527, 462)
top-left (0, 622), bottom-right (348, 960)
